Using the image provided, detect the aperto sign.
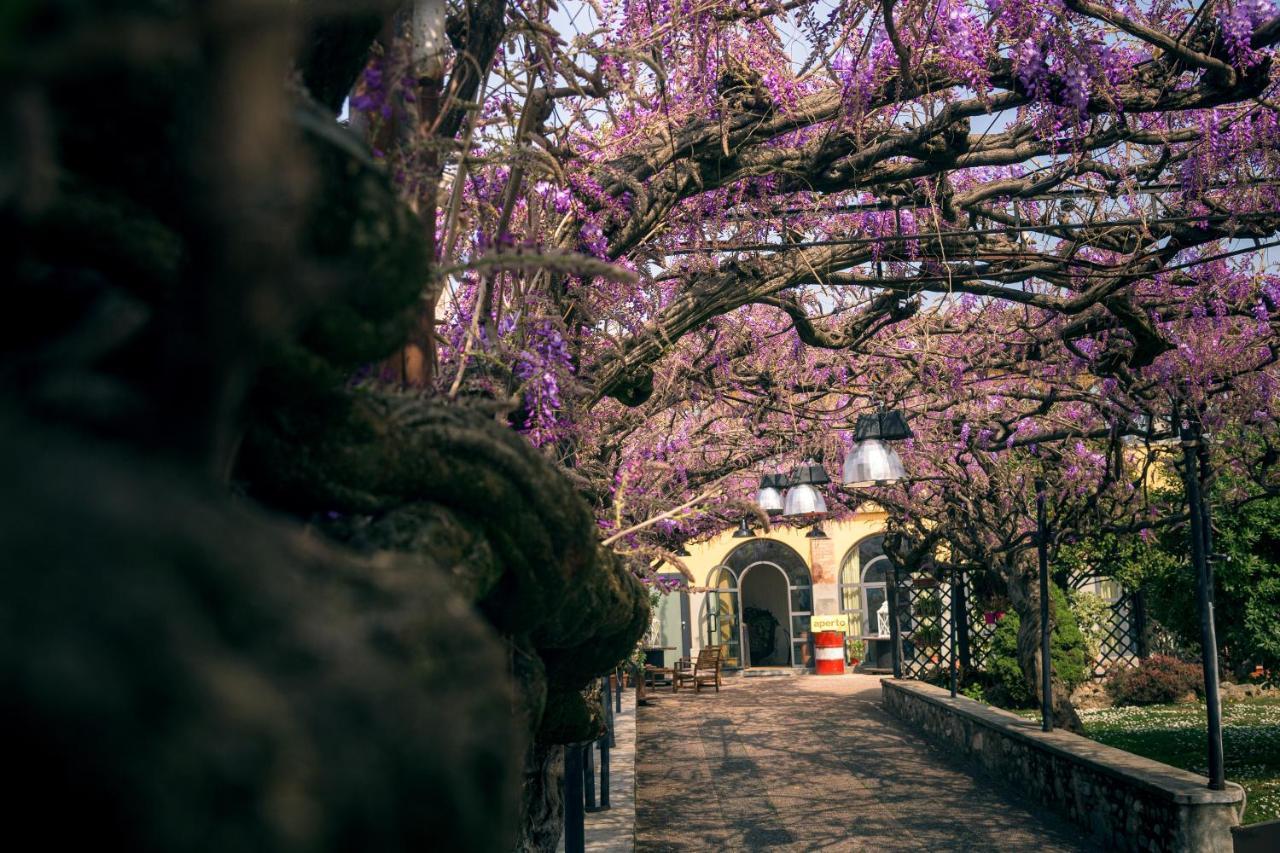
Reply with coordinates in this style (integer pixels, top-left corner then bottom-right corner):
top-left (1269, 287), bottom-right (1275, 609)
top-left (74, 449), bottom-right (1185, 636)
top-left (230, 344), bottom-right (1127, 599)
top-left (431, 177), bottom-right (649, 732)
top-left (810, 614), bottom-right (850, 634)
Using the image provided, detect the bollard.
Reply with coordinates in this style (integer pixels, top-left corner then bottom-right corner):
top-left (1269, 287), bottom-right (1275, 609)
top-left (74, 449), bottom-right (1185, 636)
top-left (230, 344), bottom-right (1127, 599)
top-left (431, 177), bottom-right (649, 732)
top-left (584, 738), bottom-right (597, 812)
top-left (599, 730), bottom-right (611, 809)
top-left (603, 676), bottom-right (616, 748)
top-left (563, 745), bottom-right (585, 853)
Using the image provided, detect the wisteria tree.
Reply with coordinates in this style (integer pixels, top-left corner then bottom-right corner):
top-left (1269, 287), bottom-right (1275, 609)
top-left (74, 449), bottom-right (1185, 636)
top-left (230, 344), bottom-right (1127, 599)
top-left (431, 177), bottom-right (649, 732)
top-left (276, 0), bottom-right (1280, 839)
top-left (328, 6), bottom-right (1277, 514)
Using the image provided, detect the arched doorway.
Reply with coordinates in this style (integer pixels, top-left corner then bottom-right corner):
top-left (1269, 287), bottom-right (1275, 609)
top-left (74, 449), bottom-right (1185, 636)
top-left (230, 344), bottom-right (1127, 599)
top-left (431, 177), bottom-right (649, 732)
top-left (739, 561), bottom-right (792, 666)
top-left (703, 539), bottom-right (813, 669)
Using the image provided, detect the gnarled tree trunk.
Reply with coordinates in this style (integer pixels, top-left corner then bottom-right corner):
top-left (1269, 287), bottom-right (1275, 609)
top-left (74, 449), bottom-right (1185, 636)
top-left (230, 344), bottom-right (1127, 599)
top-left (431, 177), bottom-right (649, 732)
top-left (515, 742), bottom-right (566, 853)
top-left (1007, 567), bottom-right (1084, 732)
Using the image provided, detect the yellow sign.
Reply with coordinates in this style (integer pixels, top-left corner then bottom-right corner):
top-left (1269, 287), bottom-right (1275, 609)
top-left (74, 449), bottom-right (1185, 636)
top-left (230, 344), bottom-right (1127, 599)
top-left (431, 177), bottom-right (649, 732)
top-left (810, 614), bottom-right (850, 634)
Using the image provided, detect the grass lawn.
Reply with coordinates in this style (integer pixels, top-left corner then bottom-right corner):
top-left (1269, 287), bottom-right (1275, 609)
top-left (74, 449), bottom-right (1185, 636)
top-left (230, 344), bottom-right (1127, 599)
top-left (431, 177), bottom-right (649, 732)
top-left (1077, 700), bottom-right (1280, 825)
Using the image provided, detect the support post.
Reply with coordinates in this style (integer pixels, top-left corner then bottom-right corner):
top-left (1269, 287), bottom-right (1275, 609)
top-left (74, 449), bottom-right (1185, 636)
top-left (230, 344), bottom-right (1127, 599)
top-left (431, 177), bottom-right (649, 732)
top-left (583, 737), bottom-right (597, 812)
top-left (1181, 413), bottom-right (1225, 790)
top-left (1036, 477), bottom-right (1053, 733)
top-left (563, 745), bottom-right (585, 853)
top-left (599, 676), bottom-right (611, 807)
top-left (1132, 590), bottom-right (1148, 660)
top-left (949, 566), bottom-right (958, 698)
top-left (887, 562), bottom-right (903, 678)
top-left (599, 730), bottom-right (611, 809)
top-left (602, 676), bottom-right (615, 748)
top-left (956, 571), bottom-right (972, 672)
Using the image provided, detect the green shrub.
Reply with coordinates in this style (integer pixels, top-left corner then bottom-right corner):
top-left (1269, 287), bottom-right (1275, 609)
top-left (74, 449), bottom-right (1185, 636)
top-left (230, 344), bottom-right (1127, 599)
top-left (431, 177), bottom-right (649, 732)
top-left (1068, 588), bottom-right (1111, 663)
top-left (1105, 655), bottom-right (1204, 706)
top-left (985, 585), bottom-right (1091, 708)
top-left (914, 589), bottom-right (944, 619)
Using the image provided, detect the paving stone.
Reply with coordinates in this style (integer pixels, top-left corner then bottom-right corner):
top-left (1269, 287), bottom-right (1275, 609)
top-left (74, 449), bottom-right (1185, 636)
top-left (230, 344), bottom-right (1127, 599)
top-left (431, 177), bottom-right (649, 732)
top-left (634, 674), bottom-right (1099, 851)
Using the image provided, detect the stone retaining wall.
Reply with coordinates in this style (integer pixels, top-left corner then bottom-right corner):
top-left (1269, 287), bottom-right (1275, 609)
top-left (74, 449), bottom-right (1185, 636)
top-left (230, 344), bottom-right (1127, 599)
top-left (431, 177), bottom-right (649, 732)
top-left (881, 679), bottom-right (1245, 853)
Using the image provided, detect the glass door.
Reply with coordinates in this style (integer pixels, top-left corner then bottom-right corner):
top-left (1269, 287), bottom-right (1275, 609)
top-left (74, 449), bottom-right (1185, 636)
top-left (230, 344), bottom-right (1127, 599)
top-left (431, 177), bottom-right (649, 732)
top-left (705, 566), bottom-right (740, 668)
top-left (655, 574), bottom-right (691, 667)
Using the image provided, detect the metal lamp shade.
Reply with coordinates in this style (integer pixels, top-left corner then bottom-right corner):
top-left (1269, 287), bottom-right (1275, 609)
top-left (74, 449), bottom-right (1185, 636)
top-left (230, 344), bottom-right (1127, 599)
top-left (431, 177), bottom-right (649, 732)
top-left (732, 518), bottom-right (754, 538)
top-left (756, 473), bottom-right (785, 515)
top-left (854, 410), bottom-right (913, 442)
top-left (783, 482), bottom-right (827, 516)
top-left (788, 459), bottom-right (831, 486)
top-left (842, 438), bottom-right (907, 486)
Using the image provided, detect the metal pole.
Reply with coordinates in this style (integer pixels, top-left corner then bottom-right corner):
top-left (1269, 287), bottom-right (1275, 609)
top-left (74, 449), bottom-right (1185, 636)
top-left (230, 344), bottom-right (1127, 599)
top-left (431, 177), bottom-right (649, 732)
top-left (599, 676), bottom-right (612, 808)
top-left (886, 562), bottom-right (903, 678)
top-left (1036, 477), bottom-right (1053, 733)
top-left (602, 676), bottom-right (615, 748)
top-left (949, 566), bottom-right (958, 698)
top-left (956, 570), bottom-right (972, 672)
top-left (599, 730), bottom-right (611, 809)
top-left (1181, 414), bottom-right (1225, 790)
top-left (614, 669), bottom-right (622, 713)
top-left (563, 745), bottom-right (585, 853)
top-left (583, 737), bottom-right (597, 811)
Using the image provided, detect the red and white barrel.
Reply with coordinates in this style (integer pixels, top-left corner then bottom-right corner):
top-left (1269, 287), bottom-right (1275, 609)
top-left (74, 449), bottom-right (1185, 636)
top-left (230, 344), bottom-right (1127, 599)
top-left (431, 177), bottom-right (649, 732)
top-left (814, 630), bottom-right (845, 675)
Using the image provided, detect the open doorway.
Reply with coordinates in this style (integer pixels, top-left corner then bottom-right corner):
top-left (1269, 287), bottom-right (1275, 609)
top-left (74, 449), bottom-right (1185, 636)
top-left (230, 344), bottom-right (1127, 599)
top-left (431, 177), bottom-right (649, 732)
top-left (740, 563), bottom-right (791, 667)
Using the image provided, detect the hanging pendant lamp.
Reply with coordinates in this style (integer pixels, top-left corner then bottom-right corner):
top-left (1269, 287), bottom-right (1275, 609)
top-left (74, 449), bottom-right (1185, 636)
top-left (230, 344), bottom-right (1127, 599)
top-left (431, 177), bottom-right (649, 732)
top-left (755, 473), bottom-right (786, 516)
top-left (843, 409), bottom-right (911, 487)
top-left (783, 459), bottom-right (829, 516)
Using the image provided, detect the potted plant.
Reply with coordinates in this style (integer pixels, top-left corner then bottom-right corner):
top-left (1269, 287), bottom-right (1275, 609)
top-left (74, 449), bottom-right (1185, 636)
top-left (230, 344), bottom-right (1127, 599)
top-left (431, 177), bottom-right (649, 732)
top-left (847, 638), bottom-right (865, 667)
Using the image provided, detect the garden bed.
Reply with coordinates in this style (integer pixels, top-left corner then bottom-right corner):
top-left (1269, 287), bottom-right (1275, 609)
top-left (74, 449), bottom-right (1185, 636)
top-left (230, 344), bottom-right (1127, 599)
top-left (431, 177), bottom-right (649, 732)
top-left (1078, 700), bottom-right (1280, 825)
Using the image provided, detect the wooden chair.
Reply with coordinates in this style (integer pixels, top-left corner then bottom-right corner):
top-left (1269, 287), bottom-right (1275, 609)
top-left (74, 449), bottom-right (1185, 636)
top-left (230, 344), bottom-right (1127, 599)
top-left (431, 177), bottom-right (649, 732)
top-left (674, 646), bottom-right (723, 693)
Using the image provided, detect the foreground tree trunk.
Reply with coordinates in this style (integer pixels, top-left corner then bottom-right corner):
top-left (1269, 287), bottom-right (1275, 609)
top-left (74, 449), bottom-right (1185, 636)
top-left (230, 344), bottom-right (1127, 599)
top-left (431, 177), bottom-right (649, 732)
top-left (1008, 569), bottom-right (1084, 732)
top-left (516, 743), bottom-right (565, 853)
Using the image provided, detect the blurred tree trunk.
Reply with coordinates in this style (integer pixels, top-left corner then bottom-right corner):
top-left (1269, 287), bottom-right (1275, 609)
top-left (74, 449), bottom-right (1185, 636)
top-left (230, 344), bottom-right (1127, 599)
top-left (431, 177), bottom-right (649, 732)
top-left (516, 743), bottom-right (566, 853)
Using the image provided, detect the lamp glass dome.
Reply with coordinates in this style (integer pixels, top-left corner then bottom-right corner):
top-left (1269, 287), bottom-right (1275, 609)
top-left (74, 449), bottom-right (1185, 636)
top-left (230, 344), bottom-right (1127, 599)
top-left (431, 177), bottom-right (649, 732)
top-left (756, 473), bottom-right (785, 515)
top-left (783, 482), bottom-right (827, 516)
top-left (842, 438), bottom-right (907, 487)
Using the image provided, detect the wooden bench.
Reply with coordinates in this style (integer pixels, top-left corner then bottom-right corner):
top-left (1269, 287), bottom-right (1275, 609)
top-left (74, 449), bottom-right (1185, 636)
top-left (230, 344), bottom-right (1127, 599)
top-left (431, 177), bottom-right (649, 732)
top-left (674, 646), bottom-right (723, 693)
top-left (644, 661), bottom-right (678, 691)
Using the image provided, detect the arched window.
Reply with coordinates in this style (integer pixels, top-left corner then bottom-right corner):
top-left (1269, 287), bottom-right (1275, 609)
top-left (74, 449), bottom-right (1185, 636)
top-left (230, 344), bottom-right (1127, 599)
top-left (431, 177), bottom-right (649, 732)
top-left (702, 565), bottom-right (740, 668)
top-left (839, 535), bottom-right (891, 638)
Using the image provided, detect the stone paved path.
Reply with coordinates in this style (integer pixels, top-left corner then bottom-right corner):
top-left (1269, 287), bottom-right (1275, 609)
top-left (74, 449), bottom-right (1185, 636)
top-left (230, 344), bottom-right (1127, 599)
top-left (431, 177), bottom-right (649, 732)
top-left (635, 674), bottom-right (1099, 851)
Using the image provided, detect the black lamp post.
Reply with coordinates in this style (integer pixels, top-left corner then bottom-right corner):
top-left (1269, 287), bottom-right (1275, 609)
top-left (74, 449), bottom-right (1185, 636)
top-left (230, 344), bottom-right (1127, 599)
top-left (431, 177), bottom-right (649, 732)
top-left (949, 562), bottom-right (959, 699)
top-left (1178, 406), bottom-right (1225, 790)
top-left (1036, 477), bottom-right (1053, 733)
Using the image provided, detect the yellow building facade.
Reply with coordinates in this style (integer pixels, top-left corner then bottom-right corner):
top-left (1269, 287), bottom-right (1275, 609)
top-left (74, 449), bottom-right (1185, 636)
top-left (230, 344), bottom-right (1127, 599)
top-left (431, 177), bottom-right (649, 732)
top-left (651, 511), bottom-right (903, 672)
